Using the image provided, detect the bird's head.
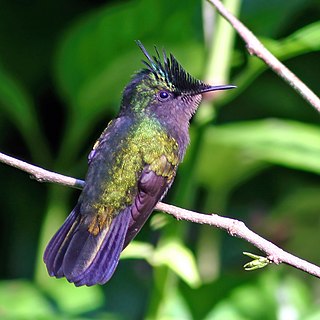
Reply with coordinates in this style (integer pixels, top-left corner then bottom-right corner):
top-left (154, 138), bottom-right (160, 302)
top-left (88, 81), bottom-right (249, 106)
top-left (120, 41), bottom-right (235, 121)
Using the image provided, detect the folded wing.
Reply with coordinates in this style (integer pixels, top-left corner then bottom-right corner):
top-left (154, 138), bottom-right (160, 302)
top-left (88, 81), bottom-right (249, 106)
top-left (44, 155), bottom-right (177, 286)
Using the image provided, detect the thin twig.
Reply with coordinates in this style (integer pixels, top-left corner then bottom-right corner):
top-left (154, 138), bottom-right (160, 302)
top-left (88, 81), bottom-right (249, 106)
top-left (156, 203), bottom-right (320, 278)
top-left (0, 152), bottom-right (84, 189)
top-left (207, 0), bottom-right (320, 113)
top-left (1, 150), bottom-right (320, 278)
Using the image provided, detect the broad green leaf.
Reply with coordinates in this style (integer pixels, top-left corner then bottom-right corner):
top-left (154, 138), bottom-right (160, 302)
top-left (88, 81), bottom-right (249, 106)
top-left (195, 119), bottom-right (320, 192)
top-left (219, 119), bottom-right (320, 173)
top-left (153, 240), bottom-right (201, 288)
top-left (282, 20), bottom-right (320, 54)
top-left (194, 130), bottom-right (267, 193)
top-left (121, 240), bottom-right (201, 288)
top-left (121, 241), bottom-right (154, 261)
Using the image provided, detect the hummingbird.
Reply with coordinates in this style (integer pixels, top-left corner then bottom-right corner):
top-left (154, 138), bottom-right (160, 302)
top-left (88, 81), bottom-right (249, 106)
top-left (44, 41), bottom-right (235, 286)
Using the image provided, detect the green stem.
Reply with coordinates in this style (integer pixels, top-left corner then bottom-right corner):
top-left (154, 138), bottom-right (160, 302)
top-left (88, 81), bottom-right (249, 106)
top-left (205, 0), bottom-right (241, 84)
top-left (196, 0), bottom-right (241, 125)
top-left (146, 266), bottom-right (177, 319)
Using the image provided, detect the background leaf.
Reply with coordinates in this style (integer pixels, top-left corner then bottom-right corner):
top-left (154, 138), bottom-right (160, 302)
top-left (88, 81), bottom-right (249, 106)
top-left (0, 0), bottom-right (320, 319)
top-left (154, 240), bottom-right (201, 288)
top-left (0, 65), bottom-right (50, 163)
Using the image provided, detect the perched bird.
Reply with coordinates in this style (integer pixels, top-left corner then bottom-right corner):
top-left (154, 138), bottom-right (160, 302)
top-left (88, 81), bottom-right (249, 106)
top-left (44, 41), bottom-right (235, 286)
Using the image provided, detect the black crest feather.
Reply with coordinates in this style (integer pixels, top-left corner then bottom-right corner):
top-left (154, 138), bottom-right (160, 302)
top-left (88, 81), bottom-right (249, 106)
top-left (136, 40), bottom-right (210, 94)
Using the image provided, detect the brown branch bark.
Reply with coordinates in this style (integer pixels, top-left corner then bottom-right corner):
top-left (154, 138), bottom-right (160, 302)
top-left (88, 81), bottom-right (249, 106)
top-left (207, 0), bottom-right (320, 113)
top-left (1, 150), bottom-right (320, 279)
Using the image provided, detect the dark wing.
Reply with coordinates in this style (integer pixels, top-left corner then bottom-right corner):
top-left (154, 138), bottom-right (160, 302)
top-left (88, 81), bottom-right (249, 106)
top-left (44, 205), bottom-right (131, 286)
top-left (124, 156), bottom-right (177, 248)
top-left (44, 156), bottom-right (176, 286)
top-left (44, 116), bottom-right (136, 286)
top-left (88, 117), bottom-right (133, 165)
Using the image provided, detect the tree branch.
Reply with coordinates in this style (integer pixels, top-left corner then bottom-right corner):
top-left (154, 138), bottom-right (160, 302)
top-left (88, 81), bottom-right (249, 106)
top-left (0, 152), bottom-right (84, 189)
top-left (207, 0), bottom-right (320, 113)
top-left (1, 150), bottom-right (320, 278)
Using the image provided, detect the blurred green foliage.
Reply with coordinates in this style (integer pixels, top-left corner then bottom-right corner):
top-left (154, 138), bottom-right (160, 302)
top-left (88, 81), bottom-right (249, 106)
top-left (0, 0), bottom-right (319, 319)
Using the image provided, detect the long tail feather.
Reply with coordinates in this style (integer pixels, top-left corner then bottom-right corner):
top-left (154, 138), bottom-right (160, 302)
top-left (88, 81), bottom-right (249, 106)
top-left (44, 205), bottom-right (131, 286)
top-left (43, 204), bottom-right (81, 277)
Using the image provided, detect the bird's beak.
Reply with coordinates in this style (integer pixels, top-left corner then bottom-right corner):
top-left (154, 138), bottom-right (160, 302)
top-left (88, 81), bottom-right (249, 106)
top-left (198, 84), bottom-right (236, 94)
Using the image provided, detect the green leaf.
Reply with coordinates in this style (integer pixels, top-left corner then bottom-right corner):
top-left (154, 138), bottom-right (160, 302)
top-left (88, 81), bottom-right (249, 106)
top-left (194, 127), bottom-right (267, 193)
top-left (0, 64), bottom-right (50, 163)
top-left (120, 241), bottom-right (154, 261)
top-left (0, 280), bottom-right (53, 318)
top-left (44, 278), bottom-right (104, 315)
top-left (195, 119), bottom-right (320, 193)
top-left (221, 119), bottom-right (320, 173)
top-left (282, 20), bottom-right (320, 54)
top-left (121, 239), bottom-right (201, 288)
top-left (153, 240), bottom-right (201, 288)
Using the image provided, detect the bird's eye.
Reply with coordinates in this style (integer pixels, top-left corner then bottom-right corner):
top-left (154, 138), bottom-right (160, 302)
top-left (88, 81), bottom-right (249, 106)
top-left (158, 90), bottom-right (170, 101)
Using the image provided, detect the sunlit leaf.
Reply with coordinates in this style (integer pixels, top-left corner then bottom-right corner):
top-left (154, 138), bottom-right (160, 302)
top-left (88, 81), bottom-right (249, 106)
top-left (196, 119), bottom-right (320, 192)
top-left (194, 129), bottom-right (267, 193)
top-left (122, 239), bottom-right (201, 288)
top-left (283, 20), bottom-right (320, 53)
top-left (153, 240), bottom-right (201, 288)
top-left (121, 241), bottom-right (154, 261)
